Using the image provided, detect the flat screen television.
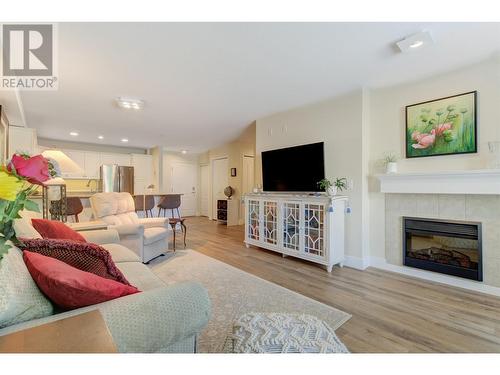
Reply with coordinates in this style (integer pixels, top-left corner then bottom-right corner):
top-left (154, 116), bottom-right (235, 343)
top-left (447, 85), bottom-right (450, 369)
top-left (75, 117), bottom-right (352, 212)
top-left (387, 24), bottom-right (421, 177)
top-left (262, 142), bottom-right (325, 192)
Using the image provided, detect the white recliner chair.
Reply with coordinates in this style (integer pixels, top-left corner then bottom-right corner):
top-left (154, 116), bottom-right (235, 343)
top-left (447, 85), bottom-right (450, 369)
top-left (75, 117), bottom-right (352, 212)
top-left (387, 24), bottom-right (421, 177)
top-left (90, 192), bottom-right (170, 263)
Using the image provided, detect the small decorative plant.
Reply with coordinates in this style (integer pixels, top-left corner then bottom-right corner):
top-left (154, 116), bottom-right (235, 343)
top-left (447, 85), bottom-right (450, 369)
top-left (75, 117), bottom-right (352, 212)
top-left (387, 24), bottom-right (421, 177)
top-left (381, 153), bottom-right (399, 174)
top-left (382, 153), bottom-right (398, 166)
top-left (318, 177), bottom-right (348, 196)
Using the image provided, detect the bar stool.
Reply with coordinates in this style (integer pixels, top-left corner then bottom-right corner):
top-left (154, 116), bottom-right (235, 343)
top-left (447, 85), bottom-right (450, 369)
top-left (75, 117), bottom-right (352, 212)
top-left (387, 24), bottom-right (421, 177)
top-left (66, 197), bottom-right (84, 223)
top-left (157, 194), bottom-right (186, 250)
top-left (134, 195), bottom-right (155, 217)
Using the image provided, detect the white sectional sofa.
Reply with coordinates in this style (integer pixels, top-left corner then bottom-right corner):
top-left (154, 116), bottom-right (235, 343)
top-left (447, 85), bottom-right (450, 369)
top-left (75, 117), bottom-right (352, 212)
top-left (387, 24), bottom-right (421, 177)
top-left (0, 219), bottom-right (211, 353)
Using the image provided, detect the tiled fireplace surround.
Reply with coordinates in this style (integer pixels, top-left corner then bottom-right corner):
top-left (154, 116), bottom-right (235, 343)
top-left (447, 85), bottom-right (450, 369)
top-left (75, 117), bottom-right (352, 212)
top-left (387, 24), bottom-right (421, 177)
top-left (385, 194), bottom-right (500, 288)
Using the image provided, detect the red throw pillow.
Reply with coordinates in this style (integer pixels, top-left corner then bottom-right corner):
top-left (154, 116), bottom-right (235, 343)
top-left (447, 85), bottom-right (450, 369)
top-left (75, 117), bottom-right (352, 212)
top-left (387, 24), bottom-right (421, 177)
top-left (31, 219), bottom-right (87, 242)
top-left (18, 238), bottom-right (131, 285)
top-left (23, 251), bottom-right (140, 309)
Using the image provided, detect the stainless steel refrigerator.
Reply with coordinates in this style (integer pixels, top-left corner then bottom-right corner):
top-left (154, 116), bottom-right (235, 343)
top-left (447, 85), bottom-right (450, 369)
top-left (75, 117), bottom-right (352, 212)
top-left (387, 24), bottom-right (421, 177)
top-left (100, 164), bottom-right (134, 194)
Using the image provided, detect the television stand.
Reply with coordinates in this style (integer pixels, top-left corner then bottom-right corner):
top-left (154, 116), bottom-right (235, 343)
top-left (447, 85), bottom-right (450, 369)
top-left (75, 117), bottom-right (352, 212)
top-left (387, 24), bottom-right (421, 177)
top-left (244, 193), bottom-right (347, 272)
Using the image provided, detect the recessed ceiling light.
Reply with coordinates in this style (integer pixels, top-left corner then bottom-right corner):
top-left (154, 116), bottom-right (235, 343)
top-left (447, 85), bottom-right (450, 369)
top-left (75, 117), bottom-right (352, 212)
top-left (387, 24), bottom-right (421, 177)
top-left (69, 132), bottom-right (79, 136)
top-left (121, 138), bottom-right (129, 143)
top-left (98, 135), bottom-right (104, 140)
top-left (409, 40), bottom-right (424, 49)
top-left (396, 31), bottom-right (433, 53)
top-left (116, 97), bottom-right (144, 110)
top-left (181, 150), bottom-right (188, 154)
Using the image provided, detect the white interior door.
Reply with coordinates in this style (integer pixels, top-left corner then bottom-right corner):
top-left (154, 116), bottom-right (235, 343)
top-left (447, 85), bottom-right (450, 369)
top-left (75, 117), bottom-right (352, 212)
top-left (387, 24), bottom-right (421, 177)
top-left (172, 161), bottom-right (198, 216)
top-left (200, 165), bottom-right (209, 217)
top-left (212, 157), bottom-right (228, 220)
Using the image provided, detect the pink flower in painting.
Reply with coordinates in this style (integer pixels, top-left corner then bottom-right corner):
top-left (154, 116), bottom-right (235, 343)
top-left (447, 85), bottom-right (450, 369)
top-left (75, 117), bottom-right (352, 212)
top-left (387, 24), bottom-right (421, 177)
top-left (435, 122), bottom-right (452, 136)
top-left (411, 130), bottom-right (436, 149)
top-left (411, 130), bottom-right (427, 142)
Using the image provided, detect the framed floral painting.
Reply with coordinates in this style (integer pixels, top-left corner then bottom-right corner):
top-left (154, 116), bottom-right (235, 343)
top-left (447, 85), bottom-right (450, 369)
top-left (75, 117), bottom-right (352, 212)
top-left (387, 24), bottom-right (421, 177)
top-left (406, 91), bottom-right (477, 158)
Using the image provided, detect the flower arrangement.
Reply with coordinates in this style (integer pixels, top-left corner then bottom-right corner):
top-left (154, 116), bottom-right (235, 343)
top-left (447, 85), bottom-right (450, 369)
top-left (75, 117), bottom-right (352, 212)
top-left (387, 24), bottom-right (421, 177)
top-left (0, 153), bottom-right (59, 260)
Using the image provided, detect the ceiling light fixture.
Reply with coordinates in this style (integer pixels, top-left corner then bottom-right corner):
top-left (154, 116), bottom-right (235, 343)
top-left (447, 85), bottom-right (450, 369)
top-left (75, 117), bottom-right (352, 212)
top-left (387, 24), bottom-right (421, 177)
top-left (409, 40), bottom-right (424, 49)
top-left (121, 138), bottom-right (129, 143)
top-left (69, 131), bottom-right (79, 136)
top-left (396, 31), bottom-right (433, 53)
top-left (181, 150), bottom-right (188, 154)
top-left (98, 135), bottom-right (104, 140)
top-left (116, 97), bottom-right (144, 110)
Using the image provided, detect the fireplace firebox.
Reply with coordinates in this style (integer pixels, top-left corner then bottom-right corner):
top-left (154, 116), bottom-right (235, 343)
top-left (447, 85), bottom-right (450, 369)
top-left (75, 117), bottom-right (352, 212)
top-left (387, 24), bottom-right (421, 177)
top-left (403, 217), bottom-right (482, 281)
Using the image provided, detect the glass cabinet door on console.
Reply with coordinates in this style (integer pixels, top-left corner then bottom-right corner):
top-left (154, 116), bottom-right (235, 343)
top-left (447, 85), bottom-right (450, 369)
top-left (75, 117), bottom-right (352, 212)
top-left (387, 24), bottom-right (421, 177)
top-left (281, 202), bottom-right (301, 253)
top-left (244, 195), bottom-right (345, 272)
top-left (302, 203), bottom-right (326, 259)
top-left (263, 200), bottom-right (278, 246)
top-left (247, 199), bottom-right (261, 242)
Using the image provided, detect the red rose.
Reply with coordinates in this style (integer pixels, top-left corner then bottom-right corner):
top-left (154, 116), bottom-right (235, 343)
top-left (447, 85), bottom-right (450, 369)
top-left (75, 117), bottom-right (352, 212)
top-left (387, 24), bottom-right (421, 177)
top-left (8, 154), bottom-right (50, 185)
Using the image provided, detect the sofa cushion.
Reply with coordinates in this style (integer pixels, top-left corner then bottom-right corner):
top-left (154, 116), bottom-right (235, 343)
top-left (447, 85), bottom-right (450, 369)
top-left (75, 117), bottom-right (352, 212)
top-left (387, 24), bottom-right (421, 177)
top-left (143, 227), bottom-right (169, 245)
top-left (23, 251), bottom-right (140, 310)
top-left (102, 243), bottom-right (140, 263)
top-left (19, 238), bottom-right (131, 285)
top-left (31, 219), bottom-right (87, 242)
top-left (90, 192), bottom-right (136, 218)
top-left (0, 247), bottom-right (53, 328)
top-left (13, 216), bottom-right (42, 239)
top-left (116, 262), bottom-right (165, 291)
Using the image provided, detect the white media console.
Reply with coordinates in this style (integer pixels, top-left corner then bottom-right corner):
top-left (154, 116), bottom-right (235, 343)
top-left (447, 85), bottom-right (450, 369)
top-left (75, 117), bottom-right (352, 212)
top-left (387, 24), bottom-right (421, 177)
top-left (244, 193), bottom-right (348, 272)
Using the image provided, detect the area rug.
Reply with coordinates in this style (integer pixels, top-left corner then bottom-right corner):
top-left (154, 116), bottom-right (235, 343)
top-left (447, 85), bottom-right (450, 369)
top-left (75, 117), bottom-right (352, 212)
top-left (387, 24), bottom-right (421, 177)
top-left (150, 250), bottom-right (352, 353)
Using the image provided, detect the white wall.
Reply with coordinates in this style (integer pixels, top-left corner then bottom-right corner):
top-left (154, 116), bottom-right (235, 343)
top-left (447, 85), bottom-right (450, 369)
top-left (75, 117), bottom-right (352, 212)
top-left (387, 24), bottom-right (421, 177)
top-left (369, 58), bottom-right (500, 259)
top-left (256, 90), bottom-right (369, 262)
top-left (254, 57), bottom-right (500, 267)
top-left (162, 151), bottom-right (200, 194)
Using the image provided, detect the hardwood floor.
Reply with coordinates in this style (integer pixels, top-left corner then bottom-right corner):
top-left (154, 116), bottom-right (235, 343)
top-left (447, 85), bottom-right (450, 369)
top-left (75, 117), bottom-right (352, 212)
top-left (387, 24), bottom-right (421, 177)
top-left (185, 216), bottom-right (500, 353)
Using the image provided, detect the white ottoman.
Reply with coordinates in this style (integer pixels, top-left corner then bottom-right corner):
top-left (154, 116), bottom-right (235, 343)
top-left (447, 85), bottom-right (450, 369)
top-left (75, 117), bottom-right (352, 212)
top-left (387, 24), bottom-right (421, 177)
top-left (228, 312), bottom-right (349, 353)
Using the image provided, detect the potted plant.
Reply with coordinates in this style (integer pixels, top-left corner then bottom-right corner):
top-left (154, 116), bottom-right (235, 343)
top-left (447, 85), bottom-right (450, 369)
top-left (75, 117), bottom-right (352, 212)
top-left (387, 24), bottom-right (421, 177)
top-left (382, 153), bottom-right (399, 174)
top-left (318, 177), bottom-right (348, 196)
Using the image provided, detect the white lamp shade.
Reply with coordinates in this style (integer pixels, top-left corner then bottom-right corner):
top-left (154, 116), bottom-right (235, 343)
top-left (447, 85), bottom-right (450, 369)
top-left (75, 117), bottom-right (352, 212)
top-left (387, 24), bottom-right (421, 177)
top-left (42, 149), bottom-right (84, 175)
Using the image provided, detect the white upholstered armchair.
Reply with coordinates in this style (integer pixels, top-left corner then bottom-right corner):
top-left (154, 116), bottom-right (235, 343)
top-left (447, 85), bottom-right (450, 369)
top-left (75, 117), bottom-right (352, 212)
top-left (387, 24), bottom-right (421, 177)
top-left (90, 192), bottom-right (170, 263)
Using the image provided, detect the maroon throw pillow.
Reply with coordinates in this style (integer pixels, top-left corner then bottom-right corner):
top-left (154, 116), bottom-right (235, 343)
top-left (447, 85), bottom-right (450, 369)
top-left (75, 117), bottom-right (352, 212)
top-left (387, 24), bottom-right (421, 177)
top-left (31, 219), bottom-right (87, 242)
top-left (23, 251), bottom-right (140, 309)
top-left (19, 238), bottom-right (131, 285)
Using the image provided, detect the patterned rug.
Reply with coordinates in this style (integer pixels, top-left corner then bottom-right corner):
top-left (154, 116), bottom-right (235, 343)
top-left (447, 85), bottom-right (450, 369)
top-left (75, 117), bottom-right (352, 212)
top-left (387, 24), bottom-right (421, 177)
top-left (150, 250), bottom-right (351, 353)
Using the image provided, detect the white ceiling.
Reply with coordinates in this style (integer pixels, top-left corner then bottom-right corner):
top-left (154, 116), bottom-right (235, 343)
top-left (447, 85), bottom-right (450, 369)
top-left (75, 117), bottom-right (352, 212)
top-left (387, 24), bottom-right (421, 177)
top-left (16, 22), bottom-right (500, 152)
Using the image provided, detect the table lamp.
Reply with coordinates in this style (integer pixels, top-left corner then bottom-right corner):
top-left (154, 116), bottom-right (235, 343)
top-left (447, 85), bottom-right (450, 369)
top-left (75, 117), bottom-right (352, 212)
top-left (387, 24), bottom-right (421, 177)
top-left (41, 149), bottom-right (84, 221)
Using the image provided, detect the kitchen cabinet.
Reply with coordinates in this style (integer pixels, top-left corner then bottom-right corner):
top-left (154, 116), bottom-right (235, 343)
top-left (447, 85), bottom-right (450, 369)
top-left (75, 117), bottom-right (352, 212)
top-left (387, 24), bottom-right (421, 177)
top-left (101, 153), bottom-right (131, 167)
top-left (61, 149), bottom-right (85, 178)
top-left (8, 126), bottom-right (37, 156)
top-left (84, 152), bottom-right (101, 179)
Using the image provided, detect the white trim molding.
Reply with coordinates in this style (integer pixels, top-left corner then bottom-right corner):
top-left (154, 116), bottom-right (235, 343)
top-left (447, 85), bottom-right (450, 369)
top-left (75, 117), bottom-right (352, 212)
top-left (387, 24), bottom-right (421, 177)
top-left (369, 257), bottom-right (500, 297)
top-left (376, 169), bottom-right (500, 195)
top-left (343, 255), bottom-right (370, 270)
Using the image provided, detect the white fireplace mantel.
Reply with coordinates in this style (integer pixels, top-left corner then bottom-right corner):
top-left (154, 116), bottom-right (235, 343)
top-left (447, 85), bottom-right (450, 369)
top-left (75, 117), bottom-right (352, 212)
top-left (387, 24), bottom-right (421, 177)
top-left (376, 169), bottom-right (500, 195)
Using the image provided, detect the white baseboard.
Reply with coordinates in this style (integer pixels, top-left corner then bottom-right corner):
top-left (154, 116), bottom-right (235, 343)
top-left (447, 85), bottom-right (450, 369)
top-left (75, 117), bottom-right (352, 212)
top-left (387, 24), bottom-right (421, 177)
top-left (369, 256), bottom-right (500, 297)
top-left (343, 255), bottom-right (370, 270)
